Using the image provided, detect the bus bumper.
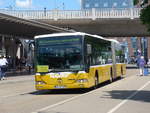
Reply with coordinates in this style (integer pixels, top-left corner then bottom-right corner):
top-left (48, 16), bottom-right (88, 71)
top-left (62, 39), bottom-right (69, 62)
top-left (35, 82), bottom-right (90, 90)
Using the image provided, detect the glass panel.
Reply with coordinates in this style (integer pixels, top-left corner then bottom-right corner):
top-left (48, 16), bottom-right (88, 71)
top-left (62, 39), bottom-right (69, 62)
top-left (85, 36), bottom-right (112, 66)
top-left (115, 43), bottom-right (125, 63)
top-left (35, 36), bottom-right (84, 72)
top-left (82, 0), bottom-right (133, 9)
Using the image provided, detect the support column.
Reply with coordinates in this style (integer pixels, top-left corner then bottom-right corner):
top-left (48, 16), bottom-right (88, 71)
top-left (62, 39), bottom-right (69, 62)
top-left (2, 35), bottom-right (5, 56)
top-left (148, 37), bottom-right (150, 61)
top-left (92, 8), bottom-right (96, 20)
top-left (127, 37), bottom-right (133, 57)
top-left (12, 37), bottom-right (16, 69)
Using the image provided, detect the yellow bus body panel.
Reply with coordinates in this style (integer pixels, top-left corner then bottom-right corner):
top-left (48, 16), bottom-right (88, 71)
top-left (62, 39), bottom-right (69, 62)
top-left (116, 63), bottom-right (126, 77)
top-left (89, 65), bottom-right (111, 84)
top-left (35, 64), bottom-right (126, 90)
top-left (35, 72), bottom-right (91, 90)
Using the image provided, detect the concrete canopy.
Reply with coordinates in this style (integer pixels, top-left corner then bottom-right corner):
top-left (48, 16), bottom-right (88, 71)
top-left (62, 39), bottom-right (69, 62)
top-left (0, 13), bottom-right (70, 39)
top-left (37, 18), bottom-right (150, 37)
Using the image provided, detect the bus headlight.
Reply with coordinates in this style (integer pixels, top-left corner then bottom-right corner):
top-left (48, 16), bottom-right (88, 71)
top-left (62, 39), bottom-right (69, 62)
top-left (36, 81), bottom-right (46, 85)
top-left (77, 79), bottom-right (88, 83)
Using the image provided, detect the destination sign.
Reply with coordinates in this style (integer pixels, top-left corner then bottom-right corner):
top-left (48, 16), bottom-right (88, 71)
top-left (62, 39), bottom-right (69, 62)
top-left (38, 36), bottom-right (81, 45)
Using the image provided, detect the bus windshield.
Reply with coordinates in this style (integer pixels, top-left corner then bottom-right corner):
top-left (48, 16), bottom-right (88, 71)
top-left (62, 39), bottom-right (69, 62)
top-left (35, 36), bottom-right (84, 72)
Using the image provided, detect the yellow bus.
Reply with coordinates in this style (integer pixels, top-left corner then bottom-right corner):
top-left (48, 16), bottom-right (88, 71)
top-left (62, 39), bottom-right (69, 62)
top-left (34, 32), bottom-right (126, 90)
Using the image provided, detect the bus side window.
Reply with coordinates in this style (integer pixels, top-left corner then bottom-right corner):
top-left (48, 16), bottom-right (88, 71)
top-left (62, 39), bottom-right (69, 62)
top-left (87, 55), bottom-right (92, 67)
top-left (86, 44), bottom-right (92, 67)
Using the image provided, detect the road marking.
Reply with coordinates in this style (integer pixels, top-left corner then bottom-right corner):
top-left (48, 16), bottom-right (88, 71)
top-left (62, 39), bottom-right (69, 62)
top-left (32, 75), bottom-right (143, 113)
top-left (32, 93), bottom-right (88, 113)
top-left (107, 80), bottom-right (150, 113)
top-left (31, 75), bottom-right (136, 113)
top-left (0, 93), bottom-right (22, 101)
top-left (0, 78), bottom-right (34, 85)
top-left (32, 87), bottom-right (105, 113)
top-left (1, 94), bottom-right (21, 98)
top-left (0, 91), bottom-right (31, 99)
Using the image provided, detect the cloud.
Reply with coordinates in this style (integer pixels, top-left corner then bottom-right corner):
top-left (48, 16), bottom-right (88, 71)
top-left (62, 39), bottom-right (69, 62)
top-left (16, 0), bottom-right (32, 8)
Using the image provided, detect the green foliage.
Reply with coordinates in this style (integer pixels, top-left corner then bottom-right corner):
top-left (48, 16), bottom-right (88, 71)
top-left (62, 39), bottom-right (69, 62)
top-left (133, 0), bottom-right (139, 5)
top-left (116, 50), bottom-right (123, 56)
top-left (144, 0), bottom-right (148, 4)
top-left (140, 5), bottom-right (150, 32)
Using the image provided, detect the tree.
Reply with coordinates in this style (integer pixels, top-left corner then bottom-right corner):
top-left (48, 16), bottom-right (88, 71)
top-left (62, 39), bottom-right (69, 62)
top-left (133, 0), bottom-right (139, 5)
top-left (140, 5), bottom-right (150, 32)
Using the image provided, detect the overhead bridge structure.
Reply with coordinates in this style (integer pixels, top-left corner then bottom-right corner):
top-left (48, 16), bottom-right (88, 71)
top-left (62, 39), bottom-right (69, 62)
top-left (0, 13), bottom-right (69, 39)
top-left (0, 12), bottom-right (69, 65)
top-left (0, 8), bottom-right (150, 69)
top-left (1, 8), bottom-right (150, 37)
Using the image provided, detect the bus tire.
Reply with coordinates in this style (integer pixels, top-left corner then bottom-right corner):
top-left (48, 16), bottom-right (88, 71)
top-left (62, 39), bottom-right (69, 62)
top-left (94, 71), bottom-right (99, 89)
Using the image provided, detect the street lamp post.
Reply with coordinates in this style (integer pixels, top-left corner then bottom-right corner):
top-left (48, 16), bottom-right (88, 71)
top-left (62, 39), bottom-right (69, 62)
top-left (129, 0), bottom-right (134, 19)
top-left (63, 2), bottom-right (65, 10)
top-left (44, 7), bottom-right (46, 16)
top-left (54, 0), bottom-right (57, 10)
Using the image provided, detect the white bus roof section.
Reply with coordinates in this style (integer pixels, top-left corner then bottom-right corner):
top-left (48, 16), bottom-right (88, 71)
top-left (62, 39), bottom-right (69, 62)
top-left (34, 32), bottom-right (118, 43)
top-left (34, 32), bottom-right (86, 39)
top-left (108, 39), bottom-right (120, 43)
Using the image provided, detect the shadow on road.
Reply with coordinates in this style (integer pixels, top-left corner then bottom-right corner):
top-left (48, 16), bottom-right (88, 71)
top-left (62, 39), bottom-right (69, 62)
top-left (29, 89), bottom-right (91, 95)
top-left (29, 80), bottom-right (118, 95)
top-left (27, 78), bottom-right (122, 95)
top-left (102, 90), bottom-right (150, 103)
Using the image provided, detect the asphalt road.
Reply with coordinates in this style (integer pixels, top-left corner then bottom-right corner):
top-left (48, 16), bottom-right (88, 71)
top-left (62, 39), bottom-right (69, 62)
top-left (0, 69), bottom-right (150, 113)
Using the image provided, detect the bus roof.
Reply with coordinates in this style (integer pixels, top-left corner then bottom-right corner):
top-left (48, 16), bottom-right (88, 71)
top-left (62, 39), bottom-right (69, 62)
top-left (34, 32), bottom-right (118, 43)
top-left (108, 39), bottom-right (120, 43)
top-left (34, 32), bottom-right (86, 39)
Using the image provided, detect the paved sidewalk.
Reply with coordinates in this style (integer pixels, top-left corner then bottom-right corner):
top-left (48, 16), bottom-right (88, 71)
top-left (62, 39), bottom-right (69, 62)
top-left (0, 75), bottom-right (34, 84)
top-left (126, 64), bottom-right (138, 68)
top-left (0, 69), bottom-right (34, 84)
top-left (126, 68), bottom-right (140, 76)
top-left (6, 69), bottom-right (34, 77)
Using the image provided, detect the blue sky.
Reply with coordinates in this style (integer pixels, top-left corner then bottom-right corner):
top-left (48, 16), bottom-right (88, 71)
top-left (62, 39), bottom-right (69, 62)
top-left (0, 0), bottom-right (81, 10)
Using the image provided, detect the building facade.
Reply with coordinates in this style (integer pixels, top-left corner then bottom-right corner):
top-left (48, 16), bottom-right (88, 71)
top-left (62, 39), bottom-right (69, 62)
top-left (135, 0), bottom-right (150, 7)
top-left (111, 37), bottom-right (150, 64)
top-left (81, 0), bottom-right (133, 9)
top-left (81, 0), bottom-right (150, 63)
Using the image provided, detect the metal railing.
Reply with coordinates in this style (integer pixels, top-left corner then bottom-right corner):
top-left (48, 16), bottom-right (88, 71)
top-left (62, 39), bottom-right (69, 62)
top-left (0, 8), bottom-right (141, 20)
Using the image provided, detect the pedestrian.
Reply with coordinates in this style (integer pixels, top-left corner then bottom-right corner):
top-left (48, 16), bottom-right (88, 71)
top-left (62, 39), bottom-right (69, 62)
top-left (15, 56), bottom-right (20, 70)
top-left (20, 57), bottom-right (26, 70)
top-left (137, 56), bottom-right (146, 76)
top-left (0, 55), bottom-right (3, 80)
top-left (136, 55), bottom-right (141, 68)
top-left (0, 55), bottom-right (8, 80)
top-left (26, 55), bottom-right (33, 73)
top-left (0, 67), bottom-right (1, 79)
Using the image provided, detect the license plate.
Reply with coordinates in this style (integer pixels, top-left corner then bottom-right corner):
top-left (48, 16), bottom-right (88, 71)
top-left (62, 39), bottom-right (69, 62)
top-left (55, 86), bottom-right (66, 89)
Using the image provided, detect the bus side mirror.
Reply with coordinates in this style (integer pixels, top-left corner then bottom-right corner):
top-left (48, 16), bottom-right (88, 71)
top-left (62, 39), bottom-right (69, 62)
top-left (87, 44), bottom-right (92, 55)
